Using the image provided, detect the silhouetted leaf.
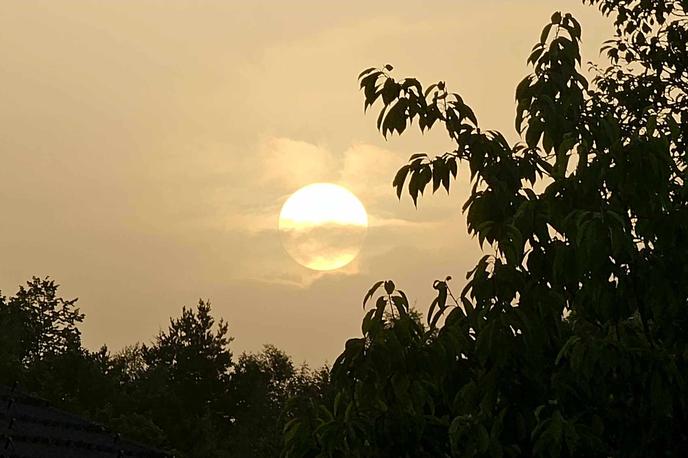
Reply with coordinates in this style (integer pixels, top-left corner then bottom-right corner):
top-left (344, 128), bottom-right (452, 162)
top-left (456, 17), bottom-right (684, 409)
top-left (384, 280), bottom-right (395, 295)
top-left (363, 280), bottom-right (384, 308)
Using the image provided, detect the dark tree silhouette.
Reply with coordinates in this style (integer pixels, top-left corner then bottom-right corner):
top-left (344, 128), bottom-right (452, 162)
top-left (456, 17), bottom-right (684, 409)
top-left (136, 300), bottom-right (233, 457)
top-left (0, 277), bottom-right (83, 367)
top-left (227, 345), bottom-right (330, 457)
top-left (0, 277), bottom-right (84, 389)
top-left (0, 280), bottom-right (329, 457)
top-left (283, 1), bottom-right (688, 456)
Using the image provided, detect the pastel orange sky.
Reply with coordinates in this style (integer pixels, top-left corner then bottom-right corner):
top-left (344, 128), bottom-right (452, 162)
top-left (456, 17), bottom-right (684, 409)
top-left (0, 1), bottom-right (612, 365)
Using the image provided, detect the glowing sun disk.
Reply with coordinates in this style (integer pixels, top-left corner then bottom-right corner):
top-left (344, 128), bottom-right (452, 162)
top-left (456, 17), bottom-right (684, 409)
top-left (278, 183), bottom-right (368, 271)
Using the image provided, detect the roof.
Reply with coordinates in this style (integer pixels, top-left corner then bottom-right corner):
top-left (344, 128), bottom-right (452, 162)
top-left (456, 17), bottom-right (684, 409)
top-left (0, 384), bottom-right (170, 458)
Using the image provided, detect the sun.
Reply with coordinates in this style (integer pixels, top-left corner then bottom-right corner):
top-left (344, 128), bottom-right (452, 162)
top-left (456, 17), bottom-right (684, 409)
top-left (279, 183), bottom-right (368, 271)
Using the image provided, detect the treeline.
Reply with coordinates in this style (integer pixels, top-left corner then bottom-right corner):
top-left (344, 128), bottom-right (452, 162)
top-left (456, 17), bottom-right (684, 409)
top-left (0, 276), bottom-right (329, 457)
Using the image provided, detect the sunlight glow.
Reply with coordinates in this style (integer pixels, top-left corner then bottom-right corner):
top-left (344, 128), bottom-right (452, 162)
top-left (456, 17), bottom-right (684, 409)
top-left (279, 183), bottom-right (368, 271)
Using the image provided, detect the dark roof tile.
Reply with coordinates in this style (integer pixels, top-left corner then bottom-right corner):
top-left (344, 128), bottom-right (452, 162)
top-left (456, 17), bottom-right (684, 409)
top-left (0, 385), bottom-right (170, 458)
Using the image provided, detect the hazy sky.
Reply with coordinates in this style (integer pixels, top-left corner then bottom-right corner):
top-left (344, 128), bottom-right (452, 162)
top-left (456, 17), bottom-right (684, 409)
top-left (0, 0), bottom-right (613, 365)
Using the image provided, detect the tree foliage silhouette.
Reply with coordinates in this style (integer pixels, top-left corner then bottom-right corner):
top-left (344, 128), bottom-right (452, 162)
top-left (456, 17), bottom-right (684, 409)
top-left (0, 277), bottom-right (83, 365)
top-left (283, 1), bottom-right (688, 456)
top-left (138, 300), bottom-right (234, 456)
top-left (228, 345), bottom-right (330, 457)
top-left (0, 277), bottom-right (83, 386)
top-left (0, 280), bottom-right (328, 458)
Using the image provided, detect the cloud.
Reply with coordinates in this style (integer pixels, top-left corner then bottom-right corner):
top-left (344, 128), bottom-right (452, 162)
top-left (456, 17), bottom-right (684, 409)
top-left (281, 223), bottom-right (366, 271)
top-left (257, 138), bottom-right (338, 190)
top-left (213, 135), bottom-right (471, 285)
top-left (339, 143), bottom-right (403, 200)
top-left (246, 137), bottom-right (455, 228)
